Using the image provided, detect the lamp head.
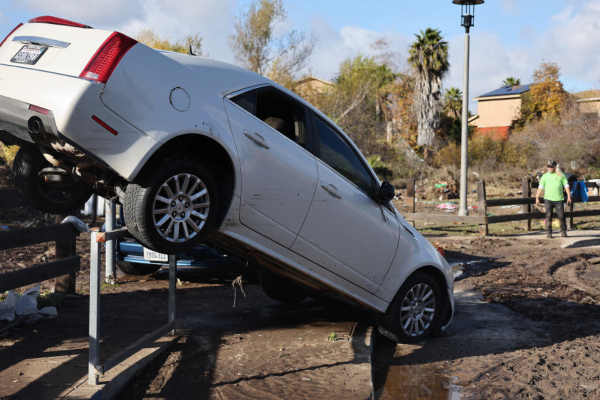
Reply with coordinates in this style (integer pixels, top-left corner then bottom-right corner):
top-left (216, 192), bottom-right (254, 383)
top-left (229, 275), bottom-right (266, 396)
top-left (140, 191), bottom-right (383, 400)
top-left (453, 0), bottom-right (484, 32)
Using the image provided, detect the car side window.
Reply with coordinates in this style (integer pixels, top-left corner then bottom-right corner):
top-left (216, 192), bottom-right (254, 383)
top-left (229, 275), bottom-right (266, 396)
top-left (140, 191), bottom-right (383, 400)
top-left (232, 92), bottom-right (255, 114)
top-left (312, 115), bottom-right (375, 195)
top-left (231, 88), bottom-right (307, 147)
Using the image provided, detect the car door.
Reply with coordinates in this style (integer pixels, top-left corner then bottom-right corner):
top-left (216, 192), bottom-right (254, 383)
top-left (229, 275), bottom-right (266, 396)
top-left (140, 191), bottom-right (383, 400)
top-left (224, 87), bottom-right (318, 249)
top-left (291, 113), bottom-right (399, 293)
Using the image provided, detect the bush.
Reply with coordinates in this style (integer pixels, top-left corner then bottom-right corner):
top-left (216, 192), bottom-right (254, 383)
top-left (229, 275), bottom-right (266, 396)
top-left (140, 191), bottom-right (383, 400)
top-left (436, 133), bottom-right (536, 174)
top-left (0, 143), bottom-right (19, 166)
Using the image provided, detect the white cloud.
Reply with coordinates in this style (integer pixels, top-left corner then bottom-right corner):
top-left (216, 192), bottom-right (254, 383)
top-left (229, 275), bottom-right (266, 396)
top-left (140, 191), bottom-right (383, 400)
top-left (17, 0), bottom-right (238, 62)
top-left (308, 17), bottom-right (412, 81)
top-left (538, 0), bottom-right (600, 84)
top-left (19, 0), bottom-right (143, 27)
top-left (552, 5), bottom-right (574, 21)
top-left (450, 1), bottom-right (600, 112)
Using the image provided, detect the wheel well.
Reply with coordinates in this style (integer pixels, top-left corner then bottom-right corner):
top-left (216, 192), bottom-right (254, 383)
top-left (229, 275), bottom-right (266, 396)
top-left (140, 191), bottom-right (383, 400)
top-left (140, 134), bottom-right (235, 228)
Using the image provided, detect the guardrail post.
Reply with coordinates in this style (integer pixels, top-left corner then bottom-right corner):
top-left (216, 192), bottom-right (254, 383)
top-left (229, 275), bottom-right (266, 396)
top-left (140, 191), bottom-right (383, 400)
top-left (407, 178), bottom-right (416, 227)
top-left (522, 178), bottom-right (532, 231)
top-left (168, 255), bottom-right (177, 335)
top-left (477, 181), bottom-right (488, 236)
top-left (89, 230), bottom-right (101, 385)
top-left (55, 215), bottom-right (77, 294)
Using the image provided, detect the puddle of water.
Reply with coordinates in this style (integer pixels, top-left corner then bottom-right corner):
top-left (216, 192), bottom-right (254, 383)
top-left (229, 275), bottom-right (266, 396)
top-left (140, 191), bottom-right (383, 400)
top-left (373, 364), bottom-right (462, 400)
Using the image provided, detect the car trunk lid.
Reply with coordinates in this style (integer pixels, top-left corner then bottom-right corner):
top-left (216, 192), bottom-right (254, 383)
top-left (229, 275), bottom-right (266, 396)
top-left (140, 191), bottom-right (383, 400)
top-left (0, 18), bottom-right (116, 79)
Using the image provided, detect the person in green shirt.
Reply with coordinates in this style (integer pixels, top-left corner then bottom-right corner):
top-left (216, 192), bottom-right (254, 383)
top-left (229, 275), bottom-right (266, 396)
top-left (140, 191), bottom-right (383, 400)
top-left (535, 160), bottom-right (572, 238)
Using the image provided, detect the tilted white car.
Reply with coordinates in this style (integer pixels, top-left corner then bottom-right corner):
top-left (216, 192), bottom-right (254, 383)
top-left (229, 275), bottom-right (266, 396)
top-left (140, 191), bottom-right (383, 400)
top-left (0, 16), bottom-right (454, 342)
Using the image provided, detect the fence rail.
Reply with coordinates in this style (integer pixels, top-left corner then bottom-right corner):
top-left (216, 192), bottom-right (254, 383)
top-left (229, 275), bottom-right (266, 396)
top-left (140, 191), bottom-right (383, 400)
top-left (0, 188), bottom-right (80, 293)
top-left (402, 178), bottom-right (600, 236)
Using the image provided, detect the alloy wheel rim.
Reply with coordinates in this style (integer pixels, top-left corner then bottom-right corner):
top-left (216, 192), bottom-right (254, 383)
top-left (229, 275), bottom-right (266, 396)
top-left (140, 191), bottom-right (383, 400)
top-left (152, 173), bottom-right (210, 243)
top-left (399, 283), bottom-right (436, 337)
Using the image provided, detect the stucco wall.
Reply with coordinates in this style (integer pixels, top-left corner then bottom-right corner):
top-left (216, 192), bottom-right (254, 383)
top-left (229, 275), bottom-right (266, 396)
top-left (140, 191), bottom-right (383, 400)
top-left (577, 100), bottom-right (600, 114)
top-left (473, 97), bottom-right (521, 128)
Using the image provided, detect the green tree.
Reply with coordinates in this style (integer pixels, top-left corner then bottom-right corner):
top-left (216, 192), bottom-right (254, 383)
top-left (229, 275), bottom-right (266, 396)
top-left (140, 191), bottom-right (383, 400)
top-left (136, 29), bottom-right (205, 56)
top-left (408, 28), bottom-right (449, 164)
top-left (229, 0), bottom-right (317, 88)
top-left (444, 87), bottom-right (462, 119)
top-left (311, 55), bottom-right (397, 153)
top-left (514, 62), bottom-right (567, 129)
top-left (502, 77), bottom-right (521, 86)
top-left (326, 55), bottom-right (396, 125)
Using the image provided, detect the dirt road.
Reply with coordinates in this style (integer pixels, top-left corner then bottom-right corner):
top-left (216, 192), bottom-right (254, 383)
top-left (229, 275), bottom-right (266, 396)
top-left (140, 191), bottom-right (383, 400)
top-left (374, 233), bottom-right (600, 399)
top-left (4, 231), bottom-right (600, 399)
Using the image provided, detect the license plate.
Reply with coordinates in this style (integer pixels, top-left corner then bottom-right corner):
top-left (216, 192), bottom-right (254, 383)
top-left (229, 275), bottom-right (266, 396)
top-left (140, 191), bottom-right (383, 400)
top-left (143, 247), bottom-right (168, 262)
top-left (11, 44), bottom-right (48, 65)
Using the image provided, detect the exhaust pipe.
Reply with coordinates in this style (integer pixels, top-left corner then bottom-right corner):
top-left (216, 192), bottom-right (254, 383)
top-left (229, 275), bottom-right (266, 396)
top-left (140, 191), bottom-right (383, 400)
top-left (28, 117), bottom-right (44, 134)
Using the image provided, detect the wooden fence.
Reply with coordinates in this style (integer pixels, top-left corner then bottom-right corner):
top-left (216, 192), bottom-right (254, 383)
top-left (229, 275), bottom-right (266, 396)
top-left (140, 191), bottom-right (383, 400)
top-left (0, 188), bottom-right (80, 293)
top-left (403, 178), bottom-right (600, 236)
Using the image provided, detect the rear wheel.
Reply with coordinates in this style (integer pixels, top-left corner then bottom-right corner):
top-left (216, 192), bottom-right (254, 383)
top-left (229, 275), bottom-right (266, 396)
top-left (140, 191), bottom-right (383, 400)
top-left (260, 270), bottom-right (307, 305)
top-left (124, 159), bottom-right (218, 254)
top-left (376, 272), bottom-right (447, 343)
top-left (12, 145), bottom-right (92, 214)
top-left (116, 260), bottom-right (161, 275)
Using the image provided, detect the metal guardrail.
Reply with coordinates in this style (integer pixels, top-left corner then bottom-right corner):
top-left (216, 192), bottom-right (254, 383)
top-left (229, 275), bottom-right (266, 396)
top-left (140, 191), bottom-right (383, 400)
top-left (88, 228), bottom-right (180, 385)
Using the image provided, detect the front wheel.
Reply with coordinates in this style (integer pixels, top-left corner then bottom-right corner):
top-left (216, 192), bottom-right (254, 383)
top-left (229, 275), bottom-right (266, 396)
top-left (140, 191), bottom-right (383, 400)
top-left (124, 159), bottom-right (218, 254)
top-left (376, 273), bottom-right (447, 343)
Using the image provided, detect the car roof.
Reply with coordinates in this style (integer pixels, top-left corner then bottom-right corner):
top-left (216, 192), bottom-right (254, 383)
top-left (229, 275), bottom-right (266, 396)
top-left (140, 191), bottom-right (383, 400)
top-left (158, 51), bottom-right (272, 95)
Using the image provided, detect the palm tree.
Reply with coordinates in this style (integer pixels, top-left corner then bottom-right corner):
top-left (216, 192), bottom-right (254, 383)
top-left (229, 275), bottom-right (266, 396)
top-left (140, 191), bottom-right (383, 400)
top-left (444, 87), bottom-right (462, 119)
top-left (503, 77), bottom-right (521, 87)
top-left (408, 28), bottom-right (449, 164)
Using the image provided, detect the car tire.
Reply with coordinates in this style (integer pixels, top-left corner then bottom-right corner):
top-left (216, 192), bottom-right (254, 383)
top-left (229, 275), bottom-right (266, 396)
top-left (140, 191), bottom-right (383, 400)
top-left (376, 272), bottom-right (447, 343)
top-left (124, 159), bottom-right (218, 255)
top-left (12, 145), bottom-right (92, 215)
top-left (259, 270), bottom-right (307, 305)
top-left (116, 260), bottom-right (161, 275)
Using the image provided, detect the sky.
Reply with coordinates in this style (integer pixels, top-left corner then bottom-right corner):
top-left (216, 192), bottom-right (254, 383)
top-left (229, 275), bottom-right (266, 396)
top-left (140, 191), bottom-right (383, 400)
top-left (1, 0), bottom-right (599, 112)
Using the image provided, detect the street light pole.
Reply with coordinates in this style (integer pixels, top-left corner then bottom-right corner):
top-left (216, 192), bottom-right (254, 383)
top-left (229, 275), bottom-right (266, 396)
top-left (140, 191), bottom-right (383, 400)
top-left (453, 0), bottom-right (484, 217)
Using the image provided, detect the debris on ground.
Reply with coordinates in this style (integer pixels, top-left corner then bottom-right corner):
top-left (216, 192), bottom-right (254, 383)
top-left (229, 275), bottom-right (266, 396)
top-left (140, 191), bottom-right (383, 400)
top-left (0, 285), bottom-right (57, 337)
top-left (418, 167), bottom-right (459, 201)
top-left (60, 216), bottom-right (89, 232)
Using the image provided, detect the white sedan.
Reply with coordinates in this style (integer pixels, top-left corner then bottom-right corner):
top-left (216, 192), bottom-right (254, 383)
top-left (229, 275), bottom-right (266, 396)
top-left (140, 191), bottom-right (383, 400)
top-left (0, 16), bottom-right (454, 343)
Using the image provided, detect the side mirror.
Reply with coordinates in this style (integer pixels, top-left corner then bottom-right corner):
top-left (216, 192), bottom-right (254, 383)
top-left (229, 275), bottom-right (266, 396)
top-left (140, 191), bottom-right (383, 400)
top-left (377, 181), bottom-right (395, 204)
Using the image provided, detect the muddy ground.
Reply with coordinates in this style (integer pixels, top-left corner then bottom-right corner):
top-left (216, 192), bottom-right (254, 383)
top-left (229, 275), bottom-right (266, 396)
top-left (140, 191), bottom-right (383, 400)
top-left (0, 230), bottom-right (372, 400)
top-left (3, 215), bottom-right (600, 398)
top-left (374, 234), bottom-right (600, 400)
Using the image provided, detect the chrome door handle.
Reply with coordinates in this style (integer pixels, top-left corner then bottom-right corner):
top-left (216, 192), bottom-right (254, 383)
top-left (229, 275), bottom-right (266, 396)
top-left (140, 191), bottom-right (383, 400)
top-left (321, 182), bottom-right (342, 199)
top-left (244, 130), bottom-right (270, 149)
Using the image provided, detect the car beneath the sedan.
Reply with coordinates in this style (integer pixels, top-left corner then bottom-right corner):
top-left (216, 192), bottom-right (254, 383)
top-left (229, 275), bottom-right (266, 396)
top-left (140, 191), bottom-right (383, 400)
top-left (0, 16), bottom-right (454, 343)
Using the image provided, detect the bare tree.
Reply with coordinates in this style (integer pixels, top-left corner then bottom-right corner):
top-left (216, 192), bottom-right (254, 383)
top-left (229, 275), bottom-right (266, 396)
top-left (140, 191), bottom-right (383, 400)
top-left (229, 0), bottom-right (317, 87)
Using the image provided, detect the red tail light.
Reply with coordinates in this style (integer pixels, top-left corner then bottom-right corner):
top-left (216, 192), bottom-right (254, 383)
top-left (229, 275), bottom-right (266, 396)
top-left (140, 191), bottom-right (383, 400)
top-left (80, 32), bottom-right (137, 84)
top-left (0, 23), bottom-right (23, 48)
top-left (29, 16), bottom-right (91, 29)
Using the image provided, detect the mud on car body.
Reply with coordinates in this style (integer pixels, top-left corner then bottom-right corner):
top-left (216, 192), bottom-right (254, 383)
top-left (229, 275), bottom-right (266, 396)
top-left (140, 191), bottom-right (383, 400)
top-left (0, 16), bottom-right (454, 343)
